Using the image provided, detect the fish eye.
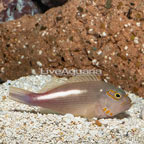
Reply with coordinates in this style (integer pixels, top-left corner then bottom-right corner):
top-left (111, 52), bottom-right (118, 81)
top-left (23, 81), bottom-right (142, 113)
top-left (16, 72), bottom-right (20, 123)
top-left (115, 93), bottom-right (121, 99)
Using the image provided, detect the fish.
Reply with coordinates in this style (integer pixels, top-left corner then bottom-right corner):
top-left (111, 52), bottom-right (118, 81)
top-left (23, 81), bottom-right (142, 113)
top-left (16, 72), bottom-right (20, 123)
top-left (141, 107), bottom-right (144, 120)
top-left (8, 75), bottom-right (132, 118)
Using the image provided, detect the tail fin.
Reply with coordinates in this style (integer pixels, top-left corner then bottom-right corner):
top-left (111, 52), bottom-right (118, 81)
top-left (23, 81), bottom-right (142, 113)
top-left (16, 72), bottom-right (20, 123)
top-left (9, 87), bottom-right (35, 105)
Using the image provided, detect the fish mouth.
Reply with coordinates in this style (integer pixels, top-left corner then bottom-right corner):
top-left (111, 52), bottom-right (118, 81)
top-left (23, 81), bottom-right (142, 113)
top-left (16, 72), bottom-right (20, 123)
top-left (120, 100), bottom-right (132, 111)
top-left (121, 100), bottom-right (131, 106)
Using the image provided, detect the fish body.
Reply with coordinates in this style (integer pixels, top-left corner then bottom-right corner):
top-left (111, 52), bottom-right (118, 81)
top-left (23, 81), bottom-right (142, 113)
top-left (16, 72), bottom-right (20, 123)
top-left (141, 107), bottom-right (144, 120)
top-left (9, 75), bottom-right (132, 118)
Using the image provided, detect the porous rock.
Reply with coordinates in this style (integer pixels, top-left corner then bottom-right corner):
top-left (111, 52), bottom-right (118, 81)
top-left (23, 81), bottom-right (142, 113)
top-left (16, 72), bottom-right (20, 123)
top-left (0, 0), bottom-right (144, 97)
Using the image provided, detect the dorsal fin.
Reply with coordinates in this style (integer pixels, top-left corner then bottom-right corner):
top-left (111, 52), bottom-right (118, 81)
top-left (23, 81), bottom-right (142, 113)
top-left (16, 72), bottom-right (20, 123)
top-left (38, 76), bottom-right (67, 93)
top-left (67, 74), bottom-right (101, 83)
top-left (38, 74), bottom-right (101, 93)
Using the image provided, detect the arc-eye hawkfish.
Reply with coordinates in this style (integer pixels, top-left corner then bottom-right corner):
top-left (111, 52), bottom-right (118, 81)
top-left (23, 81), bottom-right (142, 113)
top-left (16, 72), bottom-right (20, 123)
top-left (9, 75), bottom-right (132, 118)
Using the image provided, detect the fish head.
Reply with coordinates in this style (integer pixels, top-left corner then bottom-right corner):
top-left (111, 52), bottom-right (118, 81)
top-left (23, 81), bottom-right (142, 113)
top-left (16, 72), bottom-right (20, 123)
top-left (101, 85), bottom-right (132, 117)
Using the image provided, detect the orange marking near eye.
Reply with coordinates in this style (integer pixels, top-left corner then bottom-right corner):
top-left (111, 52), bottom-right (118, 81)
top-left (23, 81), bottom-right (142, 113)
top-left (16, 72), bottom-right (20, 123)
top-left (110, 113), bottom-right (113, 116)
top-left (103, 107), bottom-right (113, 116)
top-left (109, 89), bottom-right (116, 94)
top-left (103, 107), bottom-right (107, 111)
top-left (106, 89), bottom-right (119, 100)
top-left (106, 110), bottom-right (110, 114)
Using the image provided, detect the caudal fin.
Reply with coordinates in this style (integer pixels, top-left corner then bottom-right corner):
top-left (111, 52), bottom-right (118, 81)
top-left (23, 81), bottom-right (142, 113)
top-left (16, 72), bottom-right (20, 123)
top-left (9, 87), bottom-right (35, 105)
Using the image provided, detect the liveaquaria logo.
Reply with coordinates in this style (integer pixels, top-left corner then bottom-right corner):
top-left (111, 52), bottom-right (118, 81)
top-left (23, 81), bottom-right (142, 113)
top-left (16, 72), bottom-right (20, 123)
top-left (40, 68), bottom-right (102, 76)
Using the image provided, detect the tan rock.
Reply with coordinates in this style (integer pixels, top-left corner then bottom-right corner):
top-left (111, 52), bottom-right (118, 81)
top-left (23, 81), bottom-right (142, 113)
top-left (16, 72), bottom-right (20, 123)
top-left (0, 0), bottom-right (144, 97)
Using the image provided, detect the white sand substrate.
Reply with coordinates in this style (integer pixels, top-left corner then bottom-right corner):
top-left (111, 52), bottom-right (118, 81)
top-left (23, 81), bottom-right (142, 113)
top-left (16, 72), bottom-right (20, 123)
top-left (0, 75), bottom-right (144, 144)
